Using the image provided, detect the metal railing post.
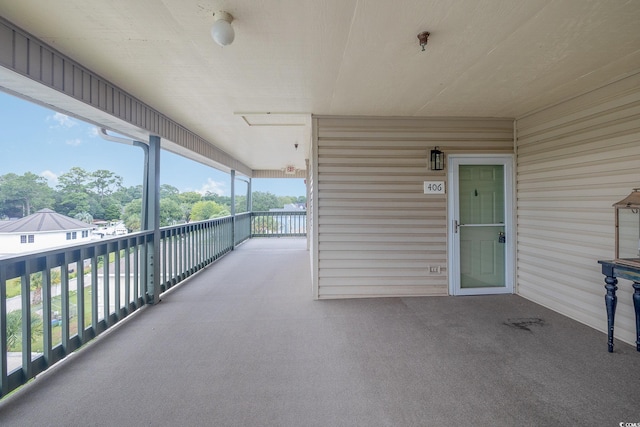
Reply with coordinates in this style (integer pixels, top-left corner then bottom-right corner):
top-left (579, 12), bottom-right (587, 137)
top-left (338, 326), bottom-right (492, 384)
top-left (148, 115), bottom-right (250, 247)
top-left (231, 170), bottom-right (236, 249)
top-left (145, 135), bottom-right (161, 304)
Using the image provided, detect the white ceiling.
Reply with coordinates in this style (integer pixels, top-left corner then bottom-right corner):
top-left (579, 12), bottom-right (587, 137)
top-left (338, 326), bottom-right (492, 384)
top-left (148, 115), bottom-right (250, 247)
top-left (1, 0), bottom-right (639, 173)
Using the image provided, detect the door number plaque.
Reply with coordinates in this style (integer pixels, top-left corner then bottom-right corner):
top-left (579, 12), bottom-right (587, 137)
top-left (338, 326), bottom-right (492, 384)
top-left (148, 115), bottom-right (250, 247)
top-left (424, 181), bottom-right (445, 194)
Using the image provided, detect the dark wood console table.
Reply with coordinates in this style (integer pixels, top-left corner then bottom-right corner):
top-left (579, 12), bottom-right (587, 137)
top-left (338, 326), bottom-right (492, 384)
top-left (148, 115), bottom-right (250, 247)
top-left (598, 260), bottom-right (640, 352)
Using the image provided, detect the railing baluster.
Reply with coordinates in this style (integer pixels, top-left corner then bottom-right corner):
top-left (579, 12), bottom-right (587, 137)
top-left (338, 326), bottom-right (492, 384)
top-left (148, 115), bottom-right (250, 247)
top-left (114, 243), bottom-right (121, 320)
top-left (124, 243), bottom-right (131, 313)
top-left (21, 264), bottom-right (32, 381)
top-left (76, 251), bottom-right (85, 344)
top-left (161, 233), bottom-right (167, 290)
top-left (91, 251), bottom-right (99, 332)
top-left (0, 265), bottom-right (8, 396)
top-left (103, 245), bottom-right (110, 326)
top-left (172, 229), bottom-right (177, 282)
top-left (133, 243), bottom-right (139, 308)
top-left (42, 256), bottom-right (53, 367)
top-left (61, 252), bottom-right (70, 354)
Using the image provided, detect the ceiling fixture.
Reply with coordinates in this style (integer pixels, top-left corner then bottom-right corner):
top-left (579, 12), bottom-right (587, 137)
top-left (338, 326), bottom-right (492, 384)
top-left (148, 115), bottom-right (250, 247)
top-left (417, 31), bottom-right (430, 51)
top-left (211, 11), bottom-right (235, 46)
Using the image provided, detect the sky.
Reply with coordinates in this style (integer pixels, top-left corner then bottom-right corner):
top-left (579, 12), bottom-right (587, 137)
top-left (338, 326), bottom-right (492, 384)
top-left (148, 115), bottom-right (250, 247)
top-left (0, 91), bottom-right (305, 197)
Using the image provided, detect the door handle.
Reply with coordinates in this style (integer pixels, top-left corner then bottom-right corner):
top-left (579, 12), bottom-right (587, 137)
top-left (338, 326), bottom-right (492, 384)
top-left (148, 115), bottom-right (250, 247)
top-left (498, 231), bottom-right (506, 243)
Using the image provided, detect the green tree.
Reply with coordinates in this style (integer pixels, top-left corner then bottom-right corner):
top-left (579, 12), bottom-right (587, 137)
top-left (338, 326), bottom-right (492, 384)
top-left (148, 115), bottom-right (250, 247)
top-left (202, 192), bottom-right (231, 208)
top-left (160, 184), bottom-right (180, 201)
top-left (56, 167), bottom-right (93, 216)
top-left (116, 185), bottom-right (143, 205)
top-left (6, 311), bottom-right (43, 351)
top-left (6, 310), bottom-right (22, 349)
top-left (101, 197), bottom-right (122, 221)
top-left (88, 169), bottom-right (123, 201)
top-left (56, 191), bottom-right (92, 217)
top-left (190, 200), bottom-right (230, 221)
top-left (74, 211), bottom-right (94, 223)
top-left (178, 191), bottom-right (202, 205)
top-left (235, 195), bottom-right (248, 213)
top-left (251, 191), bottom-right (281, 212)
top-left (180, 203), bottom-right (192, 223)
top-left (176, 192), bottom-right (201, 222)
top-left (57, 166), bottom-right (90, 193)
top-left (159, 198), bottom-right (183, 226)
top-left (122, 198), bottom-right (142, 231)
top-left (0, 172), bottom-right (54, 217)
top-left (278, 196), bottom-right (295, 206)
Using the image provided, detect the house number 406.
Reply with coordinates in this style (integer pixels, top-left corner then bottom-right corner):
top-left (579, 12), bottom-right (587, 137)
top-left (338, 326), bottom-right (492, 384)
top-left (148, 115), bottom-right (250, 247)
top-left (424, 181), bottom-right (445, 194)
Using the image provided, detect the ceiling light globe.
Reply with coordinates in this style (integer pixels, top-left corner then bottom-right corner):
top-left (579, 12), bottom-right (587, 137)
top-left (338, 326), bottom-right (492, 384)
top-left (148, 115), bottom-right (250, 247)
top-left (211, 13), bottom-right (235, 46)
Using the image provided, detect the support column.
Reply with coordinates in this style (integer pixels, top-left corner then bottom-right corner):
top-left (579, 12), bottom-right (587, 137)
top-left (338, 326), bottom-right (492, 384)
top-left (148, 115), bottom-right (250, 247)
top-left (144, 135), bottom-right (161, 304)
top-left (231, 170), bottom-right (236, 249)
top-left (247, 177), bottom-right (252, 212)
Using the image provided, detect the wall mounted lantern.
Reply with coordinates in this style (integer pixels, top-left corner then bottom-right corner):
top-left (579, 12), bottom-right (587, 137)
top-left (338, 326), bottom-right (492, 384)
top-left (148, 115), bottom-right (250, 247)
top-left (430, 147), bottom-right (444, 171)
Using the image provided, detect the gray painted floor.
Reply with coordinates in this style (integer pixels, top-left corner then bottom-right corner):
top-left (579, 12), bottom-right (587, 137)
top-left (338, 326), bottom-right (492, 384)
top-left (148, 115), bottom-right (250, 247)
top-left (0, 238), bottom-right (639, 426)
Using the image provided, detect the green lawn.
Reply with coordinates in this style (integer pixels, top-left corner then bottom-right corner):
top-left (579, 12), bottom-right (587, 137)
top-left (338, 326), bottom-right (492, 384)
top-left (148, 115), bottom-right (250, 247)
top-left (5, 278), bottom-right (21, 299)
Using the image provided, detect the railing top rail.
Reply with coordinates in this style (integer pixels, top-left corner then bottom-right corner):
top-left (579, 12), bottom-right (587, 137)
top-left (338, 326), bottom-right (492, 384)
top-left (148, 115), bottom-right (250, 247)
top-left (251, 210), bottom-right (307, 215)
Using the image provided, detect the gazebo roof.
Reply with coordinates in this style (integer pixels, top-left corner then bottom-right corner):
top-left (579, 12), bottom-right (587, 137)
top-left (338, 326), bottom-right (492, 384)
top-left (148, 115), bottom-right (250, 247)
top-left (0, 209), bottom-right (94, 233)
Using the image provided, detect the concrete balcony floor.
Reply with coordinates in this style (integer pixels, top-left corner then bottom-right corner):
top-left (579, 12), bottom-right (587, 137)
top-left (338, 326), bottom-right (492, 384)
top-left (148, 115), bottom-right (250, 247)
top-left (0, 238), bottom-right (638, 426)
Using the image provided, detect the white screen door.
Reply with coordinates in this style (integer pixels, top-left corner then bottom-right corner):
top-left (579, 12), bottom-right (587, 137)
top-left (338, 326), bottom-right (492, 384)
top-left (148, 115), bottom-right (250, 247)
top-left (448, 155), bottom-right (514, 295)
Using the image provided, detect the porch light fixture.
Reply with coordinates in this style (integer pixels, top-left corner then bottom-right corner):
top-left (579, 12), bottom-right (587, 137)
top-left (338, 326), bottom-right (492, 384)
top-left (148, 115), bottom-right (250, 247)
top-left (211, 11), bottom-right (235, 46)
top-left (430, 147), bottom-right (444, 170)
top-left (417, 31), bottom-right (430, 51)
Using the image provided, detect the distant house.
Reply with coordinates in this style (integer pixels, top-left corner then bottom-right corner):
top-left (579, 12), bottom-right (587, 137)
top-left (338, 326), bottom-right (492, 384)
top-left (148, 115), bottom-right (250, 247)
top-left (0, 208), bottom-right (95, 257)
top-left (93, 221), bottom-right (128, 238)
top-left (269, 203), bottom-right (306, 212)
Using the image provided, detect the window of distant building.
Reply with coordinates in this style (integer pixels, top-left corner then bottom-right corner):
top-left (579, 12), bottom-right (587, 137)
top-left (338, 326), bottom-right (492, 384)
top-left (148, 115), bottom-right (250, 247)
top-left (66, 232), bottom-right (71, 240)
top-left (20, 234), bottom-right (35, 243)
top-left (72, 231), bottom-right (77, 239)
top-left (82, 230), bottom-right (88, 238)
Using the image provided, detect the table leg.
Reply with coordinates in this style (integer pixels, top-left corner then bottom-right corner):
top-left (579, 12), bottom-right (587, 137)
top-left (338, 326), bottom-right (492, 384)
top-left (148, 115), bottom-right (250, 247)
top-left (605, 276), bottom-right (618, 353)
top-left (633, 283), bottom-right (640, 352)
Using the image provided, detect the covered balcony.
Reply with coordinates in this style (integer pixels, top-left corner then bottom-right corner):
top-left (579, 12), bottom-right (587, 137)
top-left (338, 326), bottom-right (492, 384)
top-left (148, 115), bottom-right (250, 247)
top-left (1, 1), bottom-right (640, 425)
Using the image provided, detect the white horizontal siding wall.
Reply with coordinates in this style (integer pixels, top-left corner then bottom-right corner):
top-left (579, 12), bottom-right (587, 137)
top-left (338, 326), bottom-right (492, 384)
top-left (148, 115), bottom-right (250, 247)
top-left (516, 73), bottom-right (640, 346)
top-left (313, 116), bottom-right (514, 299)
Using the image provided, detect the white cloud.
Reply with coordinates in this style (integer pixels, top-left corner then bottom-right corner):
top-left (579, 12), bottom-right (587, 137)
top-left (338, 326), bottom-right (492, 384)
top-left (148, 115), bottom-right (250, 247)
top-left (40, 170), bottom-right (59, 186)
top-left (89, 127), bottom-right (100, 138)
top-left (48, 112), bottom-right (78, 128)
top-left (66, 138), bottom-right (83, 146)
top-left (197, 178), bottom-right (226, 196)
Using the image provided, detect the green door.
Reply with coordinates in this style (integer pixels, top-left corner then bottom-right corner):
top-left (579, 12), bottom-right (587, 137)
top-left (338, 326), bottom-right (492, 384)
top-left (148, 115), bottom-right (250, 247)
top-left (459, 165), bottom-right (505, 289)
top-left (449, 156), bottom-right (513, 296)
